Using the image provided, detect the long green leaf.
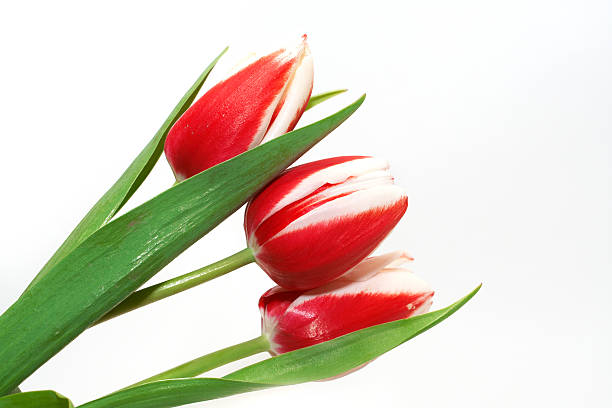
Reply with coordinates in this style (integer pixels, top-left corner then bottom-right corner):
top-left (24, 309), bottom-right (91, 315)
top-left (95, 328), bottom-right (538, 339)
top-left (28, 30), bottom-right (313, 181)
top-left (28, 82), bottom-right (335, 292)
top-left (305, 89), bottom-right (347, 110)
top-left (27, 48), bottom-right (227, 289)
top-left (226, 285), bottom-right (481, 384)
top-left (0, 391), bottom-right (73, 408)
top-left (81, 379), bottom-right (271, 408)
top-left (78, 285), bottom-right (480, 408)
top-left (0, 95), bottom-right (365, 396)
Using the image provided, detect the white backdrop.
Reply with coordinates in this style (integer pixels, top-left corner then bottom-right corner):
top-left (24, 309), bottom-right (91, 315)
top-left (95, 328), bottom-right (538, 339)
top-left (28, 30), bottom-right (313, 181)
top-left (0, 1), bottom-right (610, 407)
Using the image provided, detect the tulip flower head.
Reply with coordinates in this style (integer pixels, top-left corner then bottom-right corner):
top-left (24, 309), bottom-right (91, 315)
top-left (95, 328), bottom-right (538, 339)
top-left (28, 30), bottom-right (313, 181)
top-left (245, 156), bottom-right (409, 290)
top-left (165, 35), bottom-right (314, 181)
top-left (259, 251), bottom-right (434, 355)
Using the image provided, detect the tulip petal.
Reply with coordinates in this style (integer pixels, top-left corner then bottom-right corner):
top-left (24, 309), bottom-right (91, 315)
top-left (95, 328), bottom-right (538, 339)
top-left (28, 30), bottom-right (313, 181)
top-left (259, 286), bottom-right (301, 321)
top-left (253, 192), bottom-right (407, 290)
top-left (261, 38), bottom-right (314, 143)
top-left (165, 45), bottom-right (303, 180)
top-left (246, 156), bottom-right (408, 290)
top-left (294, 268), bottom-right (433, 308)
top-left (271, 184), bottom-right (407, 242)
top-left (245, 156), bottom-right (388, 239)
top-left (340, 250), bottom-right (414, 282)
top-left (264, 268), bottom-right (434, 354)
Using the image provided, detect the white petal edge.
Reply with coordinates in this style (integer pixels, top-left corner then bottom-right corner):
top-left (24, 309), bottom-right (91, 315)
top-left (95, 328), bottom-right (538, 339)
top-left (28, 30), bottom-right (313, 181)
top-left (256, 157), bottom-right (391, 228)
top-left (266, 184), bottom-right (406, 244)
top-left (246, 45), bottom-right (303, 149)
top-left (261, 42), bottom-right (314, 143)
top-left (288, 267), bottom-right (433, 311)
top-left (341, 251), bottom-right (414, 282)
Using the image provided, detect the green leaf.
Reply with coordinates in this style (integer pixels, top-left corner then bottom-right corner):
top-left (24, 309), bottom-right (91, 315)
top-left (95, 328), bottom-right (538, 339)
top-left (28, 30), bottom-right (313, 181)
top-left (0, 95), bottom-right (365, 396)
top-left (226, 284), bottom-right (481, 384)
top-left (80, 379), bottom-right (271, 408)
top-left (26, 48), bottom-right (227, 289)
top-left (0, 391), bottom-right (73, 408)
top-left (77, 285), bottom-right (479, 408)
top-left (305, 89), bottom-right (347, 110)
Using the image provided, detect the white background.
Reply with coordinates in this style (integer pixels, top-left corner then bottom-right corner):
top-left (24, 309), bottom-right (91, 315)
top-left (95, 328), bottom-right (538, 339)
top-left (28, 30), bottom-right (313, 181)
top-left (0, 1), bottom-right (610, 407)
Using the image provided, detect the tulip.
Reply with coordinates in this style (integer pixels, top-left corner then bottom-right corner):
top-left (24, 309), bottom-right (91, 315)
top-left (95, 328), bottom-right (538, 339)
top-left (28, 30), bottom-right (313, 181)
top-left (245, 156), bottom-right (408, 290)
top-left (165, 35), bottom-right (314, 181)
top-left (100, 156), bottom-right (406, 322)
top-left (129, 251), bottom-right (433, 386)
top-left (259, 251), bottom-right (434, 355)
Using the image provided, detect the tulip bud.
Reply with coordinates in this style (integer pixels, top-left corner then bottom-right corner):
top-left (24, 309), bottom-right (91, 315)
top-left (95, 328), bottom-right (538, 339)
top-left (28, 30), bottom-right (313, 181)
top-left (165, 35), bottom-right (314, 181)
top-left (245, 156), bottom-right (408, 290)
top-left (259, 251), bottom-right (434, 355)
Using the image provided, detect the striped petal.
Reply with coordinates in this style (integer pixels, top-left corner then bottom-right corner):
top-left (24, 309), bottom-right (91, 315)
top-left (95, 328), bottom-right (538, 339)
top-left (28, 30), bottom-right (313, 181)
top-left (245, 156), bottom-right (408, 290)
top-left (165, 36), bottom-right (313, 181)
top-left (340, 250), bottom-right (414, 281)
top-left (262, 35), bottom-right (314, 143)
top-left (260, 252), bottom-right (434, 355)
top-left (245, 156), bottom-right (370, 237)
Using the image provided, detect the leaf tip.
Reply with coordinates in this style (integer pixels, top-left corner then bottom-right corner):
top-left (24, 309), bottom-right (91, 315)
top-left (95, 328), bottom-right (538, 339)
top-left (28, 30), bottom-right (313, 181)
top-left (355, 93), bottom-right (366, 106)
top-left (463, 283), bottom-right (482, 302)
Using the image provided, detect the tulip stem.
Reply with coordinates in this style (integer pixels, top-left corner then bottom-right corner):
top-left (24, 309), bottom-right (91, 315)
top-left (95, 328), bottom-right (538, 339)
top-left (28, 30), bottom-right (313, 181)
top-left (126, 335), bottom-right (270, 389)
top-left (95, 247), bottom-right (255, 325)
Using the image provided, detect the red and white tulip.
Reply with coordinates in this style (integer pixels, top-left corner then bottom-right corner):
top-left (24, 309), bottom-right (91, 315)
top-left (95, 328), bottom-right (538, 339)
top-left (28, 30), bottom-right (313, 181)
top-left (165, 36), bottom-right (314, 181)
top-left (245, 156), bottom-right (408, 290)
top-left (259, 251), bottom-right (434, 355)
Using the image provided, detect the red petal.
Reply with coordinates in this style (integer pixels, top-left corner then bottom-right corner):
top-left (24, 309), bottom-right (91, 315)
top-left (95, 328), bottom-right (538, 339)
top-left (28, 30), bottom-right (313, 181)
top-left (253, 188), bottom-right (355, 246)
top-left (271, 291), bottom-right (434, 354)
top-left (244, 156), bottom-right (367, 237)
top-left (165, 50), bottom-right (298, 180)
top-left (254, 195), bottom-right (408, 290)
top-left (259, 286), bottom-right (302, 320)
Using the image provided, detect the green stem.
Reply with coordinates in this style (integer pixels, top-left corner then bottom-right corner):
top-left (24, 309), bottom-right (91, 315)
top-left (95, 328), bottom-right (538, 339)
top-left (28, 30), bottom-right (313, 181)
top-left (94, 248), bottom-right (255, 325)
top-left (128, 335), bottom-right (270, 388)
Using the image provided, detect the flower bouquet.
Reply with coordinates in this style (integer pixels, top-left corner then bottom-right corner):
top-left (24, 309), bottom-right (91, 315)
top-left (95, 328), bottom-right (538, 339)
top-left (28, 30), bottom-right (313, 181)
top-left (0, 36), bottom-right (480, 408)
